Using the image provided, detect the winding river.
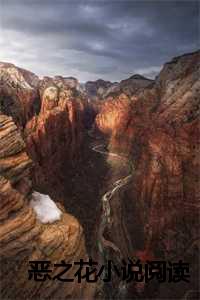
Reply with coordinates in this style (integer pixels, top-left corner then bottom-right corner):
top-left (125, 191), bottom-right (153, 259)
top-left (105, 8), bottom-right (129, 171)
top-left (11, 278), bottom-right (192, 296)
top-left (92, 144), bottom-right (133, 298)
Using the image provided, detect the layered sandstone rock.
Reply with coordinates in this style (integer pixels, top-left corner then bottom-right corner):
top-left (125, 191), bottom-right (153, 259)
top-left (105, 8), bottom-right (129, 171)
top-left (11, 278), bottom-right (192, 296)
top-left (0, 114), bottom-right (92, 299)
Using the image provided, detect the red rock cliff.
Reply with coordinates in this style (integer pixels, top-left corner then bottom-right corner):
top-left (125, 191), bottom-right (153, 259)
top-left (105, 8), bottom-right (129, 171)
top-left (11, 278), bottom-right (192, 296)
top-left (94, 51), bottom-right (200, 298)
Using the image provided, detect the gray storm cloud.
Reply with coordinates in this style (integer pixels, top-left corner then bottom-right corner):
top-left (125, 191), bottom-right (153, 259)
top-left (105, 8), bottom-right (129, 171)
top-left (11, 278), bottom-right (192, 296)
top-left (0, 0), bottom-right (198, 81)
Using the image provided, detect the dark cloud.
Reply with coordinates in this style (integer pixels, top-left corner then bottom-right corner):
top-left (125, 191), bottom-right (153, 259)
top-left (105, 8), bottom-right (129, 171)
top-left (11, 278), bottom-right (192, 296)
top-left (0, 0), bottom-right (198, 81)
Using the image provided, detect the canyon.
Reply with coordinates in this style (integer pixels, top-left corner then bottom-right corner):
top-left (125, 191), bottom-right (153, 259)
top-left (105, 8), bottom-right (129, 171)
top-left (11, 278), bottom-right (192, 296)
top-left (0, 50), bottom-right (199, 299)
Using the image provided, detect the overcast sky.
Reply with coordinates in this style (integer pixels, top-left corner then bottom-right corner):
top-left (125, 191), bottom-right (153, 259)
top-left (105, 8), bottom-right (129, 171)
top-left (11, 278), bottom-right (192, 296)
top-left (0, 0), bottom-right (199, 82)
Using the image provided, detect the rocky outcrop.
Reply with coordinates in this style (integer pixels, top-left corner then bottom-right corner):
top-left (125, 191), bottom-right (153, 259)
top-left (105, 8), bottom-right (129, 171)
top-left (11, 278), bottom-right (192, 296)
top-left (0, 114), bottom-right (92, 299)
top-left (0, 62), bottom-right (40, 128)
top-left (25, 77), bottom-right (87, 196)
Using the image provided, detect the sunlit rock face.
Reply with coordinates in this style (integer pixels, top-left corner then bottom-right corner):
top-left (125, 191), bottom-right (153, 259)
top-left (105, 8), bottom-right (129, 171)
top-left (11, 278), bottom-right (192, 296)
top-left (0, 62), bottom-right (40, 127)
top-left (95, 93), bottom-right (133, 139)
top-left (0, 114), bottom-right (92, 299)
top-left (93, 75), bottom-right (155, 152)
top-left (94, 51), bottom-right (200, 298)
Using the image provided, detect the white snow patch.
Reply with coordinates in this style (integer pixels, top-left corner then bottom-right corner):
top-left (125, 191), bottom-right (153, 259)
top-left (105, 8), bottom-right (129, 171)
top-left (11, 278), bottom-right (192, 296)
top-left (30, 191), bottom-right (62, 224)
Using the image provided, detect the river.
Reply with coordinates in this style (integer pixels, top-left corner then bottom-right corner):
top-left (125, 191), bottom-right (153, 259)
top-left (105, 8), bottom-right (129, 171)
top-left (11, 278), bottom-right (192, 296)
top-left (92, 144), bottom-right (133, 299)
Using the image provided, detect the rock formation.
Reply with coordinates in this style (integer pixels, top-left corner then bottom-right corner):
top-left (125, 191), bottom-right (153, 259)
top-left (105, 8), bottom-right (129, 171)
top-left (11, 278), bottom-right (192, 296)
top-left (0, 114), bottom-right (93, 299)
top-left (25, 76), bottom-right (87, 196)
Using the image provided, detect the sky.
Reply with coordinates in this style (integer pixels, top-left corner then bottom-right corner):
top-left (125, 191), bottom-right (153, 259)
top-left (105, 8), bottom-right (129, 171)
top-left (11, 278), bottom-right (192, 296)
top-left (0, 0), bottom-right (199, 82)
